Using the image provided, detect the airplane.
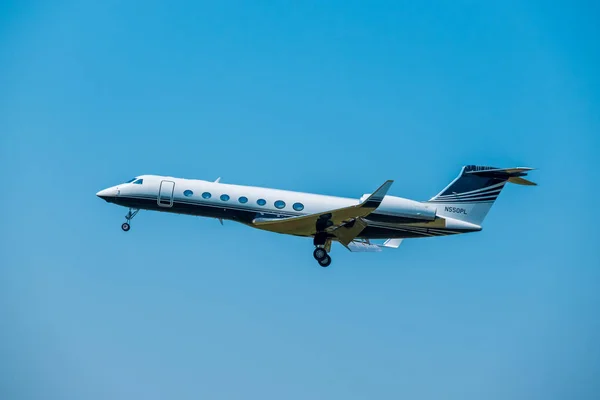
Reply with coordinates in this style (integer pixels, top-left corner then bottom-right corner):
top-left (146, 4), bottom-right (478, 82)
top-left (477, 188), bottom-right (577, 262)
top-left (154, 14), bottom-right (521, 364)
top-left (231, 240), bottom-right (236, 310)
top-left (96, 165), bottom-right (536, 267)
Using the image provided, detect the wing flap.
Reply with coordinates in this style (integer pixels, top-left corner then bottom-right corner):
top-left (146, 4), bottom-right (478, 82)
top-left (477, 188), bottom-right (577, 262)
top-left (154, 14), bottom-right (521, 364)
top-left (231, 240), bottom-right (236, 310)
top-left (329, 218), bottom-right (368, 246)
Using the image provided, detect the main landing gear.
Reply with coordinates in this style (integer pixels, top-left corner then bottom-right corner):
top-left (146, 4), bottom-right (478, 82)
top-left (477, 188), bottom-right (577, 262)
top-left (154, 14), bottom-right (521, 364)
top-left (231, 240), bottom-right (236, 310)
top-left (121, 208), bottom-right (139, 232)
top-left (313, 232), bottom-right (332, 267)
top-left (313, 248), bottom-right (332, 267)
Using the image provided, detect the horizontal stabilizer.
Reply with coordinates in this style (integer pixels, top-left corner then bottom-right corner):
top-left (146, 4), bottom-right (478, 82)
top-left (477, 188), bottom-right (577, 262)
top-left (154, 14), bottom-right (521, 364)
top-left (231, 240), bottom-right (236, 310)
top-left (464, 166), bottom-right (534, 175)
top-left (343, 238), bottom-right (403, 252)
top-left (508, 176), bottom-right (537, 186)
top-left (463, 166), bottom-right (537, 185)
top-left (344, 241), bottom-right (383, 252)
top-left (382, 238), bottom-right (403, 248)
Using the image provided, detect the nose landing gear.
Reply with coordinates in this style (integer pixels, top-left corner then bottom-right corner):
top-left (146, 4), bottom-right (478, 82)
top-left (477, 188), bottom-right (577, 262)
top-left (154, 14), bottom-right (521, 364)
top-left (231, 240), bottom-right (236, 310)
top-left (121, 208), bottom-right (139, 232)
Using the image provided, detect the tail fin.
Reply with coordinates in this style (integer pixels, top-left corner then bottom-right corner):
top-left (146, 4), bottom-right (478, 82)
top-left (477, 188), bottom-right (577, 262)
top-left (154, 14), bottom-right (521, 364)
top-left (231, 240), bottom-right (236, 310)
top-left (427, 165), bottom-right (536, 225)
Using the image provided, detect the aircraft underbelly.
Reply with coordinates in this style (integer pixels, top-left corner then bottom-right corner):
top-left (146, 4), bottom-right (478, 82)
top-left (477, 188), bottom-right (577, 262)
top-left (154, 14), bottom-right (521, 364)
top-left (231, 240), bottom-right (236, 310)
top-left (110, 195), bottom-right (473, 239)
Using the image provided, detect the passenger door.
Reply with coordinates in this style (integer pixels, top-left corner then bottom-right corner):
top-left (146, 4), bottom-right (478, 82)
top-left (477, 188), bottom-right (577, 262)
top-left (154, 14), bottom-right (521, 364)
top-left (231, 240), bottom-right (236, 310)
top-left (158, 180), bottom-right (175, 208)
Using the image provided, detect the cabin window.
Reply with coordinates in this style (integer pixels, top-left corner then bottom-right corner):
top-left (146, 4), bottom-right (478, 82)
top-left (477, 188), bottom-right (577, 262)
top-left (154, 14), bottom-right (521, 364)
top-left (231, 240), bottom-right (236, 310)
top-left (133, 179), bottom-right (143, 185)
top-left (238, 196), bottom-right (248, 204)
top-left (202, 192), bottom-right (211, 199)
top-left (257, 199), bottom-right (266, 206)
top-left (184, 190), bottom-right (193, 197)
top-left (293, 202), bottom-right (304, 211)
top-left (220, 194), bottom-right (230, 201)
top-left (274, 200), bottom-right (286, 209)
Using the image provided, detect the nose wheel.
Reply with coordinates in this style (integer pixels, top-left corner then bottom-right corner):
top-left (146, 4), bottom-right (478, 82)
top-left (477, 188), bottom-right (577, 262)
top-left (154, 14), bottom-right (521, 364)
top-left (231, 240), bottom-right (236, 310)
top-left (121, 208), bottom-right (139, 232)
top-left (313, 247), bottom-right (332, 267)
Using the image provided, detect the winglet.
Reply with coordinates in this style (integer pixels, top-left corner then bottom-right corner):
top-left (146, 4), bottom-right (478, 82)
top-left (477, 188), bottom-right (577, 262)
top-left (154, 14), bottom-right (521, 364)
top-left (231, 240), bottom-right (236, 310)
top-left (361, 180), bottom-right (393, 208)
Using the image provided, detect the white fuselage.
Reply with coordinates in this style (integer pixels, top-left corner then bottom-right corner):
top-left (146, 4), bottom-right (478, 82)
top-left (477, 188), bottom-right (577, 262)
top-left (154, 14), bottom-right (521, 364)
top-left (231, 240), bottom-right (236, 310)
top-left (97, 175), bottom-right (480, 239)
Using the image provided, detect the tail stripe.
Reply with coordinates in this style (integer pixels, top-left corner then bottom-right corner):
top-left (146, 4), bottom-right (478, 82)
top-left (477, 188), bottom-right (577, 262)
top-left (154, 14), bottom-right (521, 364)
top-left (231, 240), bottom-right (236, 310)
top-left (432, 190), bottom-right (502, 201)
top-left (434, 188), bottom-right (503, 201)
top-left (434, 186), bottom-right (503, 199)
top-left (429, 198), bottom-right (496, 204)
top-left (434, 181), bottom-right (506, 199)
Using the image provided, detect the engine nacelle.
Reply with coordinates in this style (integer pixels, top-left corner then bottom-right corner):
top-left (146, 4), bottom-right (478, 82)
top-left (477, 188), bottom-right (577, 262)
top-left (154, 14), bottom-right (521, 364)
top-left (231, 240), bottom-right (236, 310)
top-left (360, 194), bottom-right (437, 220)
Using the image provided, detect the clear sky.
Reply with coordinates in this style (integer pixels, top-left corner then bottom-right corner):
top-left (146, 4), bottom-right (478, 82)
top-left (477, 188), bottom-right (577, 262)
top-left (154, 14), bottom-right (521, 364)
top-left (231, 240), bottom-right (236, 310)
top-left (1, 1), bottom-right (599, 399)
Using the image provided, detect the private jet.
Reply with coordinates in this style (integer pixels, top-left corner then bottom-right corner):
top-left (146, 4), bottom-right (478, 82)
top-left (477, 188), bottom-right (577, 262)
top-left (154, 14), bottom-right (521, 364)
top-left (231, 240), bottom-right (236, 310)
top-left (96, 165), bottom-right (536, 267)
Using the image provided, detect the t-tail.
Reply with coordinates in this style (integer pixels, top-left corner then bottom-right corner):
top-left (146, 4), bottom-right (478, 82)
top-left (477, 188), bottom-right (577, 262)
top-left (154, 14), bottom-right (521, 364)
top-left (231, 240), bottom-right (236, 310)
top-left (427, 165), bottom-right (536, 226)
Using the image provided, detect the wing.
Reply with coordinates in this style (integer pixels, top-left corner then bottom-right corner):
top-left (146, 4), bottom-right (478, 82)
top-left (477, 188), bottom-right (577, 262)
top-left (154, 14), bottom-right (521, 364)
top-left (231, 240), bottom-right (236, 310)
top-left (252, 180), bottom-right (394, 240)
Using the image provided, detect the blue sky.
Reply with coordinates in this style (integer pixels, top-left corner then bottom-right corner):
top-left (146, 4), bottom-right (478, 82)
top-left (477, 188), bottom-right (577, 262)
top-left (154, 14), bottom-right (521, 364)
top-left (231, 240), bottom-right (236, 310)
top-left (1, 1), bottom-right (599, 399)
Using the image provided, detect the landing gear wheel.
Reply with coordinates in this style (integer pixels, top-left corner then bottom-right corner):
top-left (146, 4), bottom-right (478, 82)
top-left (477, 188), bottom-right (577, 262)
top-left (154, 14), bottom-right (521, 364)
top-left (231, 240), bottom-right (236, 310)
top-left (319, 256), bottom-right (332, 267)
top-left (313, 248), bottom-right (327, 261)
top-left (121, 208), bottom-right (138, 232)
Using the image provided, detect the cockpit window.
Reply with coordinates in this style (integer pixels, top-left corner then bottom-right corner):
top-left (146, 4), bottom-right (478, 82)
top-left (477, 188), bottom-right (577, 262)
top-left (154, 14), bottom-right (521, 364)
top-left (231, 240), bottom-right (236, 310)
top-left (133, 179), bottom-right (143, 185)
top-left (125, 178), bottom-right (137, 183)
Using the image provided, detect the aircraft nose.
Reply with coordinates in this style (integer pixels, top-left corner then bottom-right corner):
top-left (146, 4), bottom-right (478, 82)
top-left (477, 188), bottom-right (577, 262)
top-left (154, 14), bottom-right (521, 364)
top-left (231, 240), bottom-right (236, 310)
top-left (96, 187), bottom-right (117, 200)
